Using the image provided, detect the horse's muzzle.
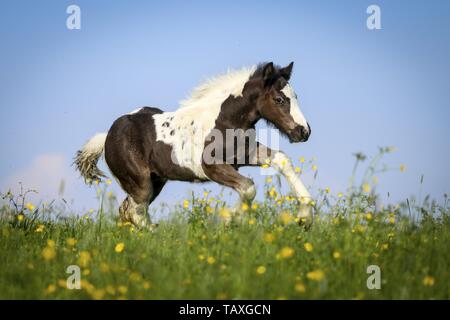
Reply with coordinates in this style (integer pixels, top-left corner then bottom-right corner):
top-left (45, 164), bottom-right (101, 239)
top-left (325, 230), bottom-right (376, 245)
top-left (289, 124), bottom-right (311, 143)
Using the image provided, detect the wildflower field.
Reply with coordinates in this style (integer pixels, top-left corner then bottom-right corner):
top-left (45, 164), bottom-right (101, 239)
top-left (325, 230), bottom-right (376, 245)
top-left (0, 149), bottom-right (448, 299)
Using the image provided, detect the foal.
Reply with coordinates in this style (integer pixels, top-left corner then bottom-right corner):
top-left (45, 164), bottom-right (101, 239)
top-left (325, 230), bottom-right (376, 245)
top-left (75, 62), bottom-right (313, 228)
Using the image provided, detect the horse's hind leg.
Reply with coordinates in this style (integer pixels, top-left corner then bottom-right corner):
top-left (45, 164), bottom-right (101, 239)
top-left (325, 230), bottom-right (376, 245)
top-left (118, 173), bottom-right (166, 230)
top-left (119, 196), bottom-right (151, 228)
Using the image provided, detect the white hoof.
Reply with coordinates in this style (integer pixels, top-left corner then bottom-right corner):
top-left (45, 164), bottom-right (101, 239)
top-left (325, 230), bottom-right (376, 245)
top-left (298, 205), bottom-right (313, 229)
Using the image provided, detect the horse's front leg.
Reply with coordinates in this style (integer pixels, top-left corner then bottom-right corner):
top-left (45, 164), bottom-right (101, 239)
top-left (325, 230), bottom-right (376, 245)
top-left (202, 163), bottom-right (256, 219)
top-left (254, 143), bottom-right (313, 227)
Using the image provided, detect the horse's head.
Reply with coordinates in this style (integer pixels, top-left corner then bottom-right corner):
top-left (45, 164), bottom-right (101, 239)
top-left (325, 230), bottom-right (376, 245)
top-left (254, 62), bottom-right (310, 143)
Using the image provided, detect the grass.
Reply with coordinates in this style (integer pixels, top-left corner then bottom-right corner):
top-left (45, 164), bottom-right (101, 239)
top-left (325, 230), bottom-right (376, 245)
top-left (0, 149), bottom-right (449, 299)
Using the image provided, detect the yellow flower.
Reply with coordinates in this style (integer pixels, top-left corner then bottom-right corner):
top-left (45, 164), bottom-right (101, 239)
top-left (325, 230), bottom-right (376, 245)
top-left (129, 272), bottom-right (142, 282)
top-left (312, 164), bottom-right (317, 171)
top-left (241, 203), bottom-right (249, 211)
top-left (198, 254), bottom-right (205, 261)
top-left (423, 276), bottom-right (435, 287)
top-left (306, 269), bottom-right (325, 281)
top-left (66, 238), bottom-right (77, 247)
top-left (269, 187), bottom-right (277, 198)
top-left (35, 224), bottom-right (45, 233)
top-left (299, 156), bottom-right (305, 163)
top-left (17, 214), bottom-right (25, 222)
top-left (90, 288), bottom-right (105, 300)
top-left (44, 284), bottom-right (56, 295)
top-left (278, 246), bottom-right (294, 259)
top-left (381, 243), bottom-right (389, 251)
top-left (248, 218), bottom-right (256, 225)
top-left (42, 246), bottom-right (56, 261)
top-left (256, 266), bottom-right (266, 275)
top-left (362, 183), bottom-right (371, 193)
top-left (263, 233), bottom-right (275, 243)
top-left (25, 202), bottom-right (35, 211)
top-left (333, 251), bottom-right (341, 259)
top-left (295, 167), bottom-right (302, 173)
top-left (337, 192), bottom-right (343, 198)
top-left (280, 211), bottom-right (292, 225)
top-left (106, 179), bottom-right (112, 185)
top-left (251, 203), bottom-right (258, 210)
top-left (325, 187), bottom-right (330, 194)
top-left (295, 282), bottom-right (306, 293)
top-left (47, 239), bottom-right (55, 247)
top-left (203, 191), bottom-right (209, 198)
top-left (265, 177), bottom-right (272, 184)
top-left (183, 200), bottom-right (189, 209)
top-left (206, 206), bottom-right (213, 214)
top-left (115, 242), bottom-right (125, 253)
top-left (219, 208), bottom-right (231, 220)
top-left (57, 279), bottom-right (67, 288)
top-left (304, 242), bottom-right (313, 252)
top-left (105, 285), bottom-right (116, 295)
top-left (143, 281), bottom-right (151, 290)
top-left (389, 217), bottom-right (396, 224)
top-left (117, 285), bottom-right (128, 295)
top-left (100, 263), bottom-right (110, 273)
top-left (399, 164), bottom-right (406, 172)
top-left (365, 213), bottom-right (373, 221)
top-left (207, 256), bottom-right (216, 265)
top-left (78, 250), bottom-right (91, 267)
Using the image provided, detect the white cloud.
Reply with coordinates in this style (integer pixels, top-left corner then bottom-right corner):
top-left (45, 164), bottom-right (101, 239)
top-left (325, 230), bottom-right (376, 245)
top-left (2, 154), bottom-right (69, 197)
top-left (0, 154), bottom-right (102, 211)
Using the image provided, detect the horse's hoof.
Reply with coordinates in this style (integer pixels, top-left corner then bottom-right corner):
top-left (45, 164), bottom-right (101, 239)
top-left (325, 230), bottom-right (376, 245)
top-left (298, 217), bottom-right (313, 230)
top-left (146, 223), bottom-right (159, 232)
top-left (298, 206), bottom-right (313, 230)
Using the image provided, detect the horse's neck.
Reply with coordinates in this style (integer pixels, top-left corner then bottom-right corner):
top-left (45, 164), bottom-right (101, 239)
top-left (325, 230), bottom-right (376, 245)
top-left (218, 98), bottom-right (260, 130)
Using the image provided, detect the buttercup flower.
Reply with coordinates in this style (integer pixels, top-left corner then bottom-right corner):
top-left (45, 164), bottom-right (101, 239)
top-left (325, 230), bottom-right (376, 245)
top-left (256, 266), bottom-right (266, 275)
top-left (306, 269), bottom-right (325, 281)
top-left (115, 243), bottom-right (125, 253)
top-left (304, 242), bottom-right (313, 252)
top-left (278, 247), bottom-right (294, 259)
top-left (25, 202), bottom-right (35, 211)
top-left (423, 276), bottom-right (435, 287)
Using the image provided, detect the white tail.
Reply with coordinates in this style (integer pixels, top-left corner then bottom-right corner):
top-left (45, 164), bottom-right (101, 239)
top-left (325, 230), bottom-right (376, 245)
top-left (74, 133), bottom-right (108, 184)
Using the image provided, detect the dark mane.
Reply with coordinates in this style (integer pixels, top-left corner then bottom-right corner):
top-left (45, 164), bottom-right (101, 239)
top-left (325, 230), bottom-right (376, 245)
top-left (250, 62), bottom-right (284, 85)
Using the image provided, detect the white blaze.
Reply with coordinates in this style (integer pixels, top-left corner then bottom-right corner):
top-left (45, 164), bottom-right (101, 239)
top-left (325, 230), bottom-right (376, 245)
top-left (281, 84), bottom-right (309, 131)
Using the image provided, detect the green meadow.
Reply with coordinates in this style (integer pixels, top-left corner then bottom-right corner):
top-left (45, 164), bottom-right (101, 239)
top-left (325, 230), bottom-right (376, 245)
top-left (0, 149), bottom-right (448, 299)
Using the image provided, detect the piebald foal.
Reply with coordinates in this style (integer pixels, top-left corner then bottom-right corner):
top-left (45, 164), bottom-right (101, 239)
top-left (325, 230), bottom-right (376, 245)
top-left (75, 62), bottom-right (312, 229)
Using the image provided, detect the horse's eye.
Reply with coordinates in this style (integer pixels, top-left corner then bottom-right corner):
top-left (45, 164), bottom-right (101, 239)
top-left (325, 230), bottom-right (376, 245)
top-left (274, 96), bottom-right (285, 105)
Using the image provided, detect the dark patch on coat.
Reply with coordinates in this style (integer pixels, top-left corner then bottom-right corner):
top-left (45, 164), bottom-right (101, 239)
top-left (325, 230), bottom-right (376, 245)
top-left (104, 107), bottom-right (205, 204)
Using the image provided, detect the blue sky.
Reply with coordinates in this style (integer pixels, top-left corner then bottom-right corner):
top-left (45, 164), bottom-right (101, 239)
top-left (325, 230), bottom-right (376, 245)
top-left (1, 0), bottom-right (449, 215)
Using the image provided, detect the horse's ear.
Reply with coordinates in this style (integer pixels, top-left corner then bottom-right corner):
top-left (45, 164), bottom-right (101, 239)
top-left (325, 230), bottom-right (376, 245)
top-left (262, 62), bottom-right (275, 85)
top-left (280, 62), bottom-right (294, 80)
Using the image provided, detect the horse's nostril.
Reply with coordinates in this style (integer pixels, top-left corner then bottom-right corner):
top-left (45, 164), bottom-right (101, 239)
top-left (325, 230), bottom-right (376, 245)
top-left (300, 126), bottom-right (310, 142)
